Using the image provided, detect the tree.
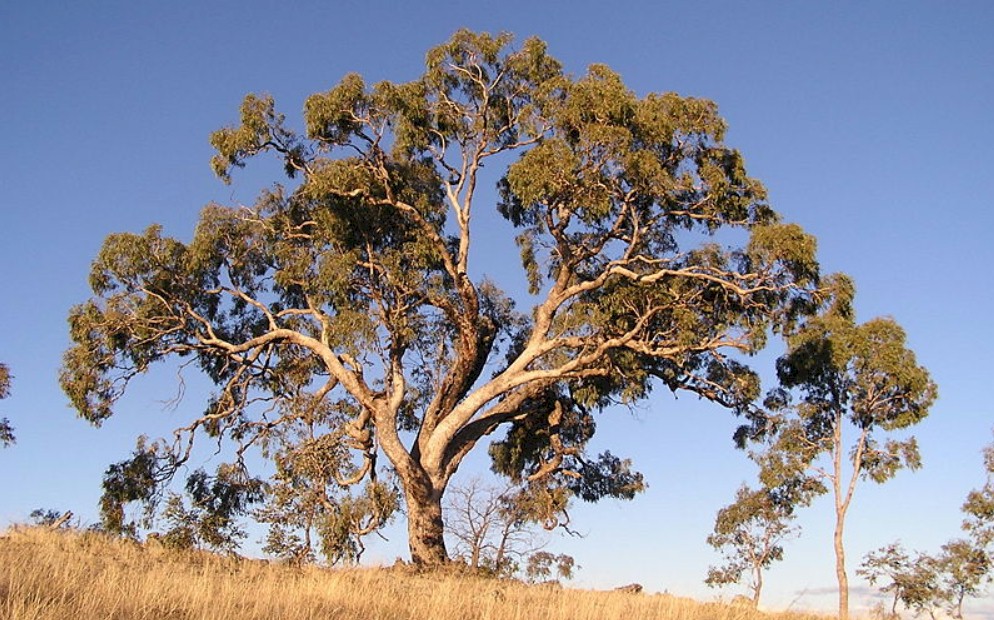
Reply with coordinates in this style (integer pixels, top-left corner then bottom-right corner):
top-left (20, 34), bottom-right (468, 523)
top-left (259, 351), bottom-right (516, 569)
top-left (861, 440), bottom-right (994, 620)
top-left (945, 436), bottom-right (994, 617)
top-left (0, 363), bottom-right (13, 447)
top-left (60, 30), bottom-right (825, 565)
top-left (258, 478), bottom-right (397, 566)
top-left (750, 284), bottom-right (937, 620)
top-left (444, 477), bottom-right (572, 577)
top-left (934, 538), bottom-right (990, 619)
top-left (704, 483), bottom-right (800, 607)
top-left (29, 508), bottom-right (70, 527)
top-left (860, 541), bottom-right (988, 620)
top-left (858, 542), bottom-right (943, 620)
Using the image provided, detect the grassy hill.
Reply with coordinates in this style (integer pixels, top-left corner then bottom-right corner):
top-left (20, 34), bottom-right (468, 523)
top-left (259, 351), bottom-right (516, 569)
top-left (0, 526), bottom-right (829, 620)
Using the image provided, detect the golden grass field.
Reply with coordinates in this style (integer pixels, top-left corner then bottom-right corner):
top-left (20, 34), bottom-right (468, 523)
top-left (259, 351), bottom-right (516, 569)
top-left (0, 526), bottom-right (831, 620)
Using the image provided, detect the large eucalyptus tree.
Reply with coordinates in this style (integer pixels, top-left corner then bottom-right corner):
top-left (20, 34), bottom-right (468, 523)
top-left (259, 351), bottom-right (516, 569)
top-left (61, 30), bottom-right (823, 564)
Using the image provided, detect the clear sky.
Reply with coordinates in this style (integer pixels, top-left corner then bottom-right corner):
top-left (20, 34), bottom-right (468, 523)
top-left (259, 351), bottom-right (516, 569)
top-left (2, 1), bottom-right (992, 616)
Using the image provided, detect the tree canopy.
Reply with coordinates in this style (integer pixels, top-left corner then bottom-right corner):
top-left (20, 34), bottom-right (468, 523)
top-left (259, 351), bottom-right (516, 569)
top-left (60, 30), bottom-right (825, 564)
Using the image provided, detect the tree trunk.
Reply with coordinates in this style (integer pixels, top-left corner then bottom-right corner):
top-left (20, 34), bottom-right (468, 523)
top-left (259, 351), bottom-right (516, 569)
top-left (404, 476), bottom-right (449, 565)
top-left (832, 412), bottom-right (856, 620)
top-left (469, 540), bottom-right (481, 569)
top-left (752, 567), bottom-right (763, 607)
top-left (50, 511), bottom-right (73, 529)
top-left (834, 509), bottom-right (849, 620)
top-left (494, 534), bottom-right (508, 575)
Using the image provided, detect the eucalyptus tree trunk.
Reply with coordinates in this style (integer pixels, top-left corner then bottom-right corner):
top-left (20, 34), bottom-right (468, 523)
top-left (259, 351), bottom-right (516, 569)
top-left (832, 413), bottom-right (849, 620)
top-left (832, 413), bottom-right (866, 620)
top-left (751, 569), bottom-right (763, 608)
top-left (404, 473), bottom-right (448, 565)
top-left (834, 511), bottom-right (849, 620)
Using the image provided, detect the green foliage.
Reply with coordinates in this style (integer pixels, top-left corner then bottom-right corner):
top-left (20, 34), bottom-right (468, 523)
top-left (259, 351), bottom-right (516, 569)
top-left (525, 551), bottom-right (576, 583)
top-left (962, 440), bottom-right (994, 548)
top-left (859, 542), bottom-right (943, 618)
top-left (489, 395), bottom-right (645, 529)
top-left (315, 480), bottom-right (398, 565)
top-left (255, 400), bottom-right (400, 565)
top-left (936, 538), bottom-right (990, 618)
top-left (861, 440), bottom-right (994, 619)
top-left (748, 281), bottom-right (936, 493)
top-left (0, 363), bottom-right (9, 399)
top-left (29, 508), bottom-right (66, 527)
top-left (61, 29), bottom-right (828, 563)
top-left (99, 438), bottom-right (169, 536)
top-left (860, 540), bottom-right (990, 620)
top-left (158, 466), bottom-right (265, 553)
top-left (947, 436), bottom-right (994, 616)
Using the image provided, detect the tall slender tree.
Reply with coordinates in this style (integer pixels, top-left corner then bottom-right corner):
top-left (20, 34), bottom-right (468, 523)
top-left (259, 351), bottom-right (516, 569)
top-left (750, 283), bottom-right (937, 620)
top-left (858, 542), bottom-right (942, 619)
top-left (61, 30), bottom-right (825, 564)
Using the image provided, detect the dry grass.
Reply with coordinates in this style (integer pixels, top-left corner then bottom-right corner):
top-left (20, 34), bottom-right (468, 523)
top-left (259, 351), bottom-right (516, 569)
top-left (1, 526), bottom-right (829, 620)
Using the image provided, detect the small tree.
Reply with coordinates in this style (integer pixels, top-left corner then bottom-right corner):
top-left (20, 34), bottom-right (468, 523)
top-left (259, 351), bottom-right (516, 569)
top-left (941, 436), bottom-right (994, 617)
top-left (0, 363), bottom-right (13, 447)
top-left (29, 508), bottom-right (68, 527)
top-left (859, 542), bottom-right (942, 619)
top-left (446, 478), bottom-right (525, 573)
top-left (445, 478), bottom-right (574, 579)
top-left (749, 283), bottom-right (937, 620)
top-left (705, 483), bottom-right (800, 606)
top-left (258, 480), bottom-right (397, 566)
top-left (860, 541), bottom-right (989, 620)
top-left (935, 538), bottom-right (990, 619)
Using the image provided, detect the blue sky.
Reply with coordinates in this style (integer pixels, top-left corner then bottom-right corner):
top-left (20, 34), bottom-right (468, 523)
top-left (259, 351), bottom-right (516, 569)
top-left (2, 1), bottom-right (993, 615)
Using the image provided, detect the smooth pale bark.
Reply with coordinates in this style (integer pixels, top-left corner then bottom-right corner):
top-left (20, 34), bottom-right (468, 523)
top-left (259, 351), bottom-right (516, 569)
top-left (831, 417), bottom-right (868, 620)
top-left (834, 511), bottom-right (849, 620)
top-left (752, 569), bottom-right (763, 607)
